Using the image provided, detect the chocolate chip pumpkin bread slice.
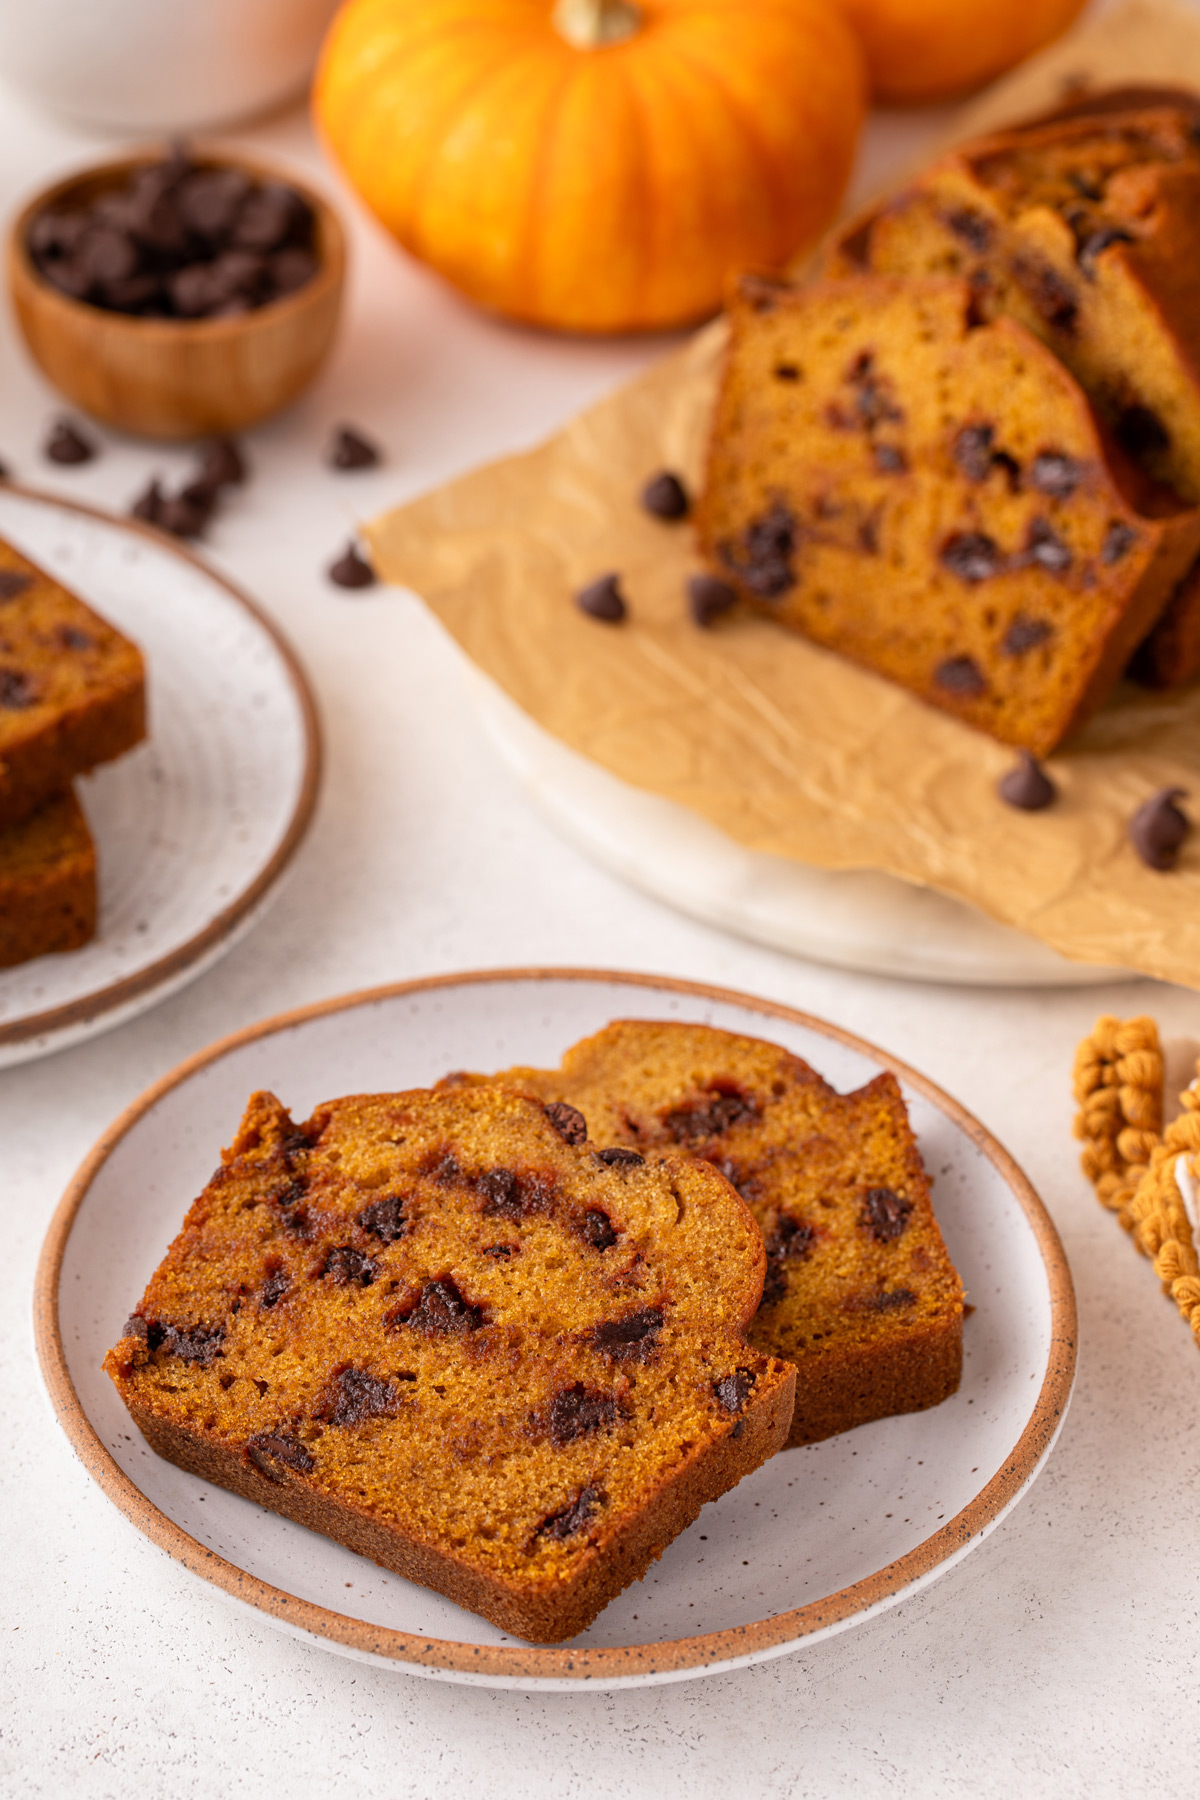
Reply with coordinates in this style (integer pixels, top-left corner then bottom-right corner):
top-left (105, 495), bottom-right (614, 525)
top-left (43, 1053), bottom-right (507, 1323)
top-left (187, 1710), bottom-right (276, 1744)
top-left (0, 536), bottom-right (145, 829)
top-left (443, 1021), bottom-right (964, 1448)
top-left (104, 1084), bottom-right (793, 1644)
top-left (697, 275), bottom-right (1200, 755)
top-left (0, 785), bottom-right (96, 967)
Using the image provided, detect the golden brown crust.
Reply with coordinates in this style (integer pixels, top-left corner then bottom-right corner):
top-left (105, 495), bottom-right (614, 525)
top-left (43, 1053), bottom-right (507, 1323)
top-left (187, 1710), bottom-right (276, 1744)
top-left (0, 536), bottom-right (146, 828)
top-left (0, 787), bottom-right (96, 966)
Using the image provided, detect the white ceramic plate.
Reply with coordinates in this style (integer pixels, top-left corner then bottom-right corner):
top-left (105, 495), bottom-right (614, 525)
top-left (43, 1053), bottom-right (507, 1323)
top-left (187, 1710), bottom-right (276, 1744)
top-left (0, 487), bottom-right (319, 1067)
top-left (36, 970), bottom-right (1076, 1690)
top-left (474, 675), bottom-right (1132, 990)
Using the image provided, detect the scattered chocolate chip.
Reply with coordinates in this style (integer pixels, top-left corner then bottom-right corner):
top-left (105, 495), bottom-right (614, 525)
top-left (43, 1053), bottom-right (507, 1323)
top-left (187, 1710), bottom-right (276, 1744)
top-left (663, 1089), bottom-right (757, 1142)
top-left (535, 1483), bottom-right (605, 1541)
top-left (357, 1194), bottom-right (407, 1243)
top-left (576, 573), bottom-right (627, 623)
top-left (547, 1384), bottom-right (621, 1445)
top-left (199, 437), bottom-right (246, 489)
top-left (587, 1306), bottom-right (663, 1363)
top-left (596, 1146), bottom-right (644, 1168)
top-left (260, 1270), bottom-right (290, 1308)
top-left (122, 1314), bottom-right (156, 1345)
top-left (1029, 451), bottom-right (1084, 498)
top-left (952, 423), bottom-right (995, 483)
top-left (322, 1244), bottom-right (379, 1287)
top-left (233, 181), bottom-right (311, 253)
top-left (0, 459), bottom-right (9, 481)
top-left (482, 1242), bottom-right (518, 1258)
top-left (328, 542), bottom-right (377, 589)
top-left (156, 493), bottom-right (209, 539)
top-left (544, 1100), bottom-right (587, 1145)
top-left (161, 1322), bottom-right (225, 1365)
top-left (0, 669), bottom-right (38, 709)
top-left (329, 426), bottom-right (381, 471)
top-left (945, 208), bottom-right (993, 254)
top-left (479, 1167), bottom-right (523, 1218)
top-left (246, 1432), bottom-right (314, 1478)
top-left (322, 1366), bottom-right (403, 1426)
top-left (1011, 255), bottom-right (1078, 333)
top-left (1078, 226), bottom-right (1134, 276)
top-left (1024, 517), bottom-right (1073, 573)
top-left (846, 351), bottom-right (903, 429)
top-left (714, 1369), bottom-right (756, 1415)
top-left (45, 419), bottom-right (96, 465)
top-left (1100, 520), bottom-right (1138, 564)
top-left (934, 654), bottom-right (987, 698)
top-left (395, 1277), bottom-right (486, 1335)
top-left (862, 1186), bottom-right (914, 1243)
top-left (1003, 615), bottom-right (1054, 656)
top-left (581, 1208), bottom-right (617, 1251)
top-left (773, 363), bottom-right (800, 382)
top-left (640, 470), bottom-right (689, 520)
top-left (940, 532), bottom-right (1001, 584)
top-left (58, 626), bottom-right (94, 652)
top-left (847, 1288), bottom-right (917, 1313)
top-left (1129, 787), bottom-right (1190, 870)
top-left (1117, 404), bottom-right (1170, 460)
top-left (761, 1214), bottom-right (815, 1306)
top-left (130, 477), bottom-right (166, 524)
top-left (873, 442), bottom-right (907, 474)
top-left (0, 570), bottom-right (32, 601)
top-left (720, 502), bottom-right (797, 600)
top-left (999, 751), bottom-right (1057, 811)
top-left (687, 573), bottom-right (738, 627)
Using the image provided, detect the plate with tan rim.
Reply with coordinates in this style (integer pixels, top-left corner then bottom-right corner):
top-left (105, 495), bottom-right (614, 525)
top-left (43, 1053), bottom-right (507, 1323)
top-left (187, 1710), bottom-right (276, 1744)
top-left (0, 485), bottom-right (320, 1067)
top-left (35, 969), bottom-right (1076, 1690)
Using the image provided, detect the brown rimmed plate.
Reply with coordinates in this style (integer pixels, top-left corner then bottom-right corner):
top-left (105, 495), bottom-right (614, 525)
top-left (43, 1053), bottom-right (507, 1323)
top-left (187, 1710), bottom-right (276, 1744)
top-left (0, 485), bottom-right (320, 1067)
top-left (34, 969), bottom-right (1076, 1690)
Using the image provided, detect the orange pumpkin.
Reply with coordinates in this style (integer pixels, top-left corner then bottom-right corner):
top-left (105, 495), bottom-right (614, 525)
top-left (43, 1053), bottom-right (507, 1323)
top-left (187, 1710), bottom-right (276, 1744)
top-left (838, 0), bottom-right (1089, 105)
top-left (314, 0), bottom-right (865, 333)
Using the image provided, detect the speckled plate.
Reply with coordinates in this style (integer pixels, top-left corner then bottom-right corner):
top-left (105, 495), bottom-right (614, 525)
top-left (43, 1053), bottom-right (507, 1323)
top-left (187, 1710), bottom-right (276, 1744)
top-left (0, 486), bottom-right (319, 1067)
top-left (35, 970), bottom-right (1076, 1690)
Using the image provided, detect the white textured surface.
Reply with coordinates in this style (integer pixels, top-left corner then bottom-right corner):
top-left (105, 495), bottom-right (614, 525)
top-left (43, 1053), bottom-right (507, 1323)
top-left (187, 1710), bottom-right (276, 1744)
top-left (61, 973), bottom-right (1063, 1685)
top-left (0, 490), bottom-right (311, 1063)
top-left (2, 9), bottom-right (1199, 1793)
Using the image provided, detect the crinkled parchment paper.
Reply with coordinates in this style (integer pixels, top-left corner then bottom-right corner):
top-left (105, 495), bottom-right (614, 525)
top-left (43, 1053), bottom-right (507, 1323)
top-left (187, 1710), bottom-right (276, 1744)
top-left (368, 0), bottom-right (1200, 990)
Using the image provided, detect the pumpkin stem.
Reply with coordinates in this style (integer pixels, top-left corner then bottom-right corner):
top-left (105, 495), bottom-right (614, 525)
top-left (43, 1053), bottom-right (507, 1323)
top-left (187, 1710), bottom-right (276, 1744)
top-left (553, 0), bottom-right (641, 50)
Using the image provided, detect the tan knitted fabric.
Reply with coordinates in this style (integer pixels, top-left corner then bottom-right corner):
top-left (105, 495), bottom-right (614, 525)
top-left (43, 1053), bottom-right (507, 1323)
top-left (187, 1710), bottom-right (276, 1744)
top-left (1125, 1083), bottom-right (1200, 1350)
top-left (1072, 1016), bottom-right (1164, 1228)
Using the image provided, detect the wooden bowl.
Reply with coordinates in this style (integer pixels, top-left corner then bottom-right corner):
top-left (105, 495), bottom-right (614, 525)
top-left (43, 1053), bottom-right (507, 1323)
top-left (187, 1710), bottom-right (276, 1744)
top-left (8, 149), bottom-right (346, 441)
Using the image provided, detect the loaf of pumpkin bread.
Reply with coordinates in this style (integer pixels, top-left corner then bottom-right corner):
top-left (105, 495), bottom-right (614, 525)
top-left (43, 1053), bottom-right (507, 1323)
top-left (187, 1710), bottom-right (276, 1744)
top-left (104, 1084), bottom-right (794, 1643)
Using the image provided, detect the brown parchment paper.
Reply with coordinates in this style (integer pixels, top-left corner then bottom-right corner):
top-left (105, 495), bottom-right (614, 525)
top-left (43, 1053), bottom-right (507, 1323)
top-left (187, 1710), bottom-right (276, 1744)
top-left (368, 0), bottom-right (1200, 991)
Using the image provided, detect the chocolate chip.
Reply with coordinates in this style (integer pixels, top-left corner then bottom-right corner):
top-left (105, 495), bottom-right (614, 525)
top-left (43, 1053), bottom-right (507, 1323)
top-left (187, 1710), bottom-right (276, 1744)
top-left (546, 1384), bottom-right (622, 1445)
top-left (934, 654), bottom-right (987, 697)
top-left (321, 1367), bottom-right (403, 1426)
top-left (576, 573), bottom-right (627, 623)
top-left (596, 1146), bottom-right (644, 1168)
top-left (129, 478), bottom-right (165, 525)
top-left (1101, 521), bottom-right (1138, 564)
top-left (482, 1243), bottom-right (518, 1258)
top-left (122, 1314), bottom-right (152, 1344)
top-left (544, 1101), bottom-right (587, 1145)
top-left (357, 1194), bottom-right (407, 1243)
top-left (1024, 517), bottom-right (1072, 573)
top-left (945, 208), bottom-right (993, 254)
top-left (714, 1369), bottom-right (756, 1415)
top-left (157, 493), bottom-right (209, 539)
top-left (1078, 226), bottom-right (1134, 276)
top-left (581, 1208), bottom-right (617, 1251)
top-left (998, 751), bottom-right (1057, 811)
top-left (1116, 405), bottom-right (1170, 459)
top-left (328, 542), bottom-right (377, 589)
top-left (640, 471), bottom-right (689, 520)
top-left (322, 1245), bottom-right (379, 1287)
top-left (45, 419), bottom-right (96, 465)
top-left (1003, 615), bottom-right (1054, 656)
top-left (720, 502), bottom-right (797, 600)
top-left (952, 424), bottom-right (995, 483)
top-left (329, 426), bottom-right (381, 471)
top-left (59, 626), bottom-right (93, 652)
top-left (199, 437), bottom-right (246, 489)
top-left (940, 532), bottom-right (1001, 583)
top-left (1011, 256), bottom-right (1078, 333)
top-left (0, 459), bottom-right (9, 482)
top-left (232, 182), bottom-right (311, 253)
top-left (0, 669), bottom-right (38, 709)
top-left (395, 1277), bottom-right (486, 1335)
top-left (0, 570), bottom-right (31, 601)
top-left (535, 1484), bottom-right (605, 1541)
top-left (846, 351), bottom-right (903, 428)
top-left (479, 1167), bottom-right (523, 1218)
top-left (246, 1432), bottom-right (314, 1478)
top-left (687, 574), bottom-right (738, 627)
top-left (862, 1186), bottom-right (914, 1243)
top-left (176, 167), bottom-right (252, 239)
top-left (761, 1214), bottom-right (814, 1306)
top-left (847, 1288), bottom-right (917, 1313)
top-left (663, 1089), bottom-right (757, 1142)
top-left (873, 443), bottom-right (907, 474)
top-left (161, 1323), bottom-right (225, 1365)
top-left (587, 1306), bottom-right (663, 1362)
top-left (773, 364), bottom-right (800, 382)
top-left (260, 1271), bottom-right (290, 1308)
top-left (1029, 451), bottom-right (1084, 498)
top-left (269, 247), bottom-right (318, 297)
top-left (1129, 787), bottom-right (1190, 870)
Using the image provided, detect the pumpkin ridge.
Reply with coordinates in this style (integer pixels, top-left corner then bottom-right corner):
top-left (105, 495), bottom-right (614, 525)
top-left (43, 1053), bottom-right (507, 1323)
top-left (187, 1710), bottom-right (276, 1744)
top-left (514, 56), bottom-right (580, 326)
top-left (665, 38), bottom-right (792, 261)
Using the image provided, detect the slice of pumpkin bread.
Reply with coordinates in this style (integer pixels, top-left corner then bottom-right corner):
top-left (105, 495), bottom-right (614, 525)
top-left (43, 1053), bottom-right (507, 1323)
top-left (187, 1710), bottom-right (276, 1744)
top-left (0, 785), bottom-right (96, 967)
top-left (104, 1084), bottom-right (794, 1644)
top-left (444, 1021), bottom-right (964, 1449)
top-left (697, 275), bottom-right (1200, 754)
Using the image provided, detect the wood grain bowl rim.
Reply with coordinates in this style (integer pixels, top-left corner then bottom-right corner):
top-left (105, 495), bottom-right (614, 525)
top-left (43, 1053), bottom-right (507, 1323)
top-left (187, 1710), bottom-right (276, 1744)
top-left (33, 968), bottom-right (1077, 1686)
top-left (8, 144), bottom-right (346, 344)
top-left (0, 483), bottom-right (322, 1050)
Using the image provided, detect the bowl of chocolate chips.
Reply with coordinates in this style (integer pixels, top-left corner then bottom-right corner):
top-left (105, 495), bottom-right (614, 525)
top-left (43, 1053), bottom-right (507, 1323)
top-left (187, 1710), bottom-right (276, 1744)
top-left (9, 143), bottom-right (345, 439)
